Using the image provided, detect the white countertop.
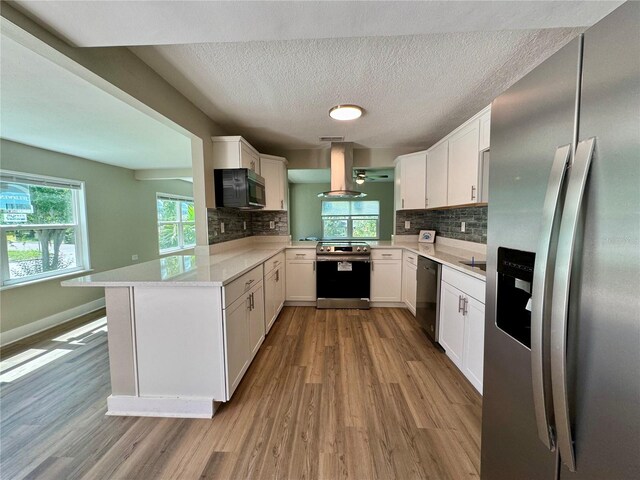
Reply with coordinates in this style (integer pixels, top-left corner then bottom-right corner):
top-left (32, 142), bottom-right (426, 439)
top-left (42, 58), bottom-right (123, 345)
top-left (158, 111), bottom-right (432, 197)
top-left (63, 238), bottom-right (485, 289)
top-left (369, 240), bottom-right (487, 280)
top-left (63, 244), bottom-right (288, 288)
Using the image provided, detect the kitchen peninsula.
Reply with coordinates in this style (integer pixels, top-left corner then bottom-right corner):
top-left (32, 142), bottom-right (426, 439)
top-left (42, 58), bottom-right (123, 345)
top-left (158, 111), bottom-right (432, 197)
top-left (63, 237), bottom-right (486, 418)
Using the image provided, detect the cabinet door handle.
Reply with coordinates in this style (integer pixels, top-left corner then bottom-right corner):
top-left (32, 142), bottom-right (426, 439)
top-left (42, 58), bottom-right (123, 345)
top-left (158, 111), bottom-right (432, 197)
top-left (250, 292), bottom-right (255, 310)
top-left (458, 295), bottom-right (464, 313)
top-left (463, 297), bottom-right (469, 316)
top-left (471, 185), bottom-right (477, 201)
top-left (402, 198), bottom-right (405, 208)
top-left (313, 261), bottom-right (316, 272)
top-left (280, 199), bottom-right (284, 209)
top-left (425, 197), bottom-right (429, 207)
top-left (275, 270), bottom-right (279, 282)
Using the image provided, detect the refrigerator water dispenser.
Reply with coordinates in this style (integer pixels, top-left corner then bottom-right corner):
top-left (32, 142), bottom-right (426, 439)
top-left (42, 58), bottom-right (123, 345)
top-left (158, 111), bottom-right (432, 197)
top-left (496, 247), bottom-right (536, 348)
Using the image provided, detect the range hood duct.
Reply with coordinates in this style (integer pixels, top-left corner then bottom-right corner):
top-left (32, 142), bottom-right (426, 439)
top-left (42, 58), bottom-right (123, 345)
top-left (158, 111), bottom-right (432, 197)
top-left (317, 142), bottom-right (366, 198)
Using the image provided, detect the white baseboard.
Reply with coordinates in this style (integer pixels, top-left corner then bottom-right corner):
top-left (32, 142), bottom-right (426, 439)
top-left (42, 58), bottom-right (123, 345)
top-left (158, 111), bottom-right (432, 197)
top-left (1, 297), bottom-right (106, 347)
top-left (106, 395), bottom-right (218, 418)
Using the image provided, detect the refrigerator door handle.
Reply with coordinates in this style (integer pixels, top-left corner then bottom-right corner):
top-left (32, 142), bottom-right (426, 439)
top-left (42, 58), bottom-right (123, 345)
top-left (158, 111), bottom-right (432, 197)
top-left (531, 144), bottom-right (572, 451)
top-left (551, 137), bottom-right (596, 472)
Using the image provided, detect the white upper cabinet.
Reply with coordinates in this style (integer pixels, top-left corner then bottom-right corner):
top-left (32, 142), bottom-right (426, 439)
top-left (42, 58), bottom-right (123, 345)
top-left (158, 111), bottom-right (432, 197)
top-left (259, 154), bottom-right (288, 211)
top-left (447, 119), bottom-right (481, 206)
top-left (479, 109), bottom-right (491, 152)
top-left (212, 136), bottom-right (261, 175)
top-left (394, 105), bottom-right (490, 212)
top-left (426, 141), bottom-right (449, 209)
top-left (395, 152), bottom-right (427, 210)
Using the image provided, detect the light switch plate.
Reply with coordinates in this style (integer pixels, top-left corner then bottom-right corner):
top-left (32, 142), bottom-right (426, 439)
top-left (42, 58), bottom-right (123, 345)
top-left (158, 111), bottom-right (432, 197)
top-left (404, 221), bottom-right (410, 229)
top-left (269, 221), bottom-right (275, 229)
top-left (220, 222), bottom-right (225, 233)
top-left (243, 221), bottom-right (247, 230)
top-left (131, 254), bottom-right (138, 261)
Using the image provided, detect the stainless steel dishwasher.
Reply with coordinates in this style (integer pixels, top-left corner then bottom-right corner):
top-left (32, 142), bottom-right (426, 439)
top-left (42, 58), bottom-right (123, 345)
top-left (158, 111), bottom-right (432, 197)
top-left (416, 256), bottom-right (441, 344)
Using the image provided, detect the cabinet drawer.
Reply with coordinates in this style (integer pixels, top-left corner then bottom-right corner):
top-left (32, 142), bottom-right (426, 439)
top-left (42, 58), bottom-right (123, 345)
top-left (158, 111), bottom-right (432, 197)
top-left (224, 265), bottom-right (264, 308)
top-left (403, 250), bottom-right (418, 266)
top-left (285, 249), bottom-right (316, 260)
top-left (264, 251), bottom-right (285, 275)
top-left (371, 249), bottom-right (402, 260)
top-left (442, 265), bottom-right (486, 303)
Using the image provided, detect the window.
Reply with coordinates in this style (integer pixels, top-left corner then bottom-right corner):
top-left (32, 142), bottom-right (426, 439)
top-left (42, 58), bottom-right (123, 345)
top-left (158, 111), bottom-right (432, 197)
top-left (0, 171), bottom-right (89, 287)
top-left (321, 200), bottom-right (380, 240)
top-left (156, 194), bottom-right (195, 253)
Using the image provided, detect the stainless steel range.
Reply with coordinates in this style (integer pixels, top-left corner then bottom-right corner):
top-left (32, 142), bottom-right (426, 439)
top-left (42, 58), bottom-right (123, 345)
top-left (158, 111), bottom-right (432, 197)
top-left (316, 241), bottom-right (371, 309)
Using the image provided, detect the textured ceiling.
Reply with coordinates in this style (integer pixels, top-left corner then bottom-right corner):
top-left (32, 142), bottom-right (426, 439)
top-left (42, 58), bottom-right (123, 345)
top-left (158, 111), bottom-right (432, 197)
top-left (131, 28), bottom-right (582, 149)
top-left (12, 1), bottom-right (621, 46)
top-left (9, 1), bottom-right (621, 152)
top-left (0, 34), bottom-right (193, 170)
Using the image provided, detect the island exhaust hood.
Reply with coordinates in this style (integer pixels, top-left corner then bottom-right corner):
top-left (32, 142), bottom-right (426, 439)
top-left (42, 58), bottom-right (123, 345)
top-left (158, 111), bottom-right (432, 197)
top-left (317, 143), bottom-right (366, 198)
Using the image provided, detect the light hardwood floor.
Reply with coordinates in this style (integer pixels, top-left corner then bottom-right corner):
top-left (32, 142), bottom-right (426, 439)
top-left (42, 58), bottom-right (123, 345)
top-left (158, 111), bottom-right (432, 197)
top-left (0, 307), bottom-right (481, 479)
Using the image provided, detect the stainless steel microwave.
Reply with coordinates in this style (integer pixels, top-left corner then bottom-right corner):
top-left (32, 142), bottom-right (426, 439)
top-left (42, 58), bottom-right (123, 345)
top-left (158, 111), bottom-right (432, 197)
top-left (214, 168), bottom-right (266, 209)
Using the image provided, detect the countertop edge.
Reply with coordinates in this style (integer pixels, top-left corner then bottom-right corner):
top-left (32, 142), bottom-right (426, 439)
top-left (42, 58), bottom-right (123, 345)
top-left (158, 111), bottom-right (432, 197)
top-left (63, 240), bottom-right (485, 288)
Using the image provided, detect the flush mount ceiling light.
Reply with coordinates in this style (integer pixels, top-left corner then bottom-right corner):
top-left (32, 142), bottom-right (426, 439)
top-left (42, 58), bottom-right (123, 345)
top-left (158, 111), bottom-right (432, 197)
top-left (329, 104), bottom-right (363, 121)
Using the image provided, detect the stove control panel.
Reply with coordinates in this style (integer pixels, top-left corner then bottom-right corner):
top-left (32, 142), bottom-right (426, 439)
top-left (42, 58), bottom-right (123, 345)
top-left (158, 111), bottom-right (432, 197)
top-left (317, 243), bottom-right (370, 254)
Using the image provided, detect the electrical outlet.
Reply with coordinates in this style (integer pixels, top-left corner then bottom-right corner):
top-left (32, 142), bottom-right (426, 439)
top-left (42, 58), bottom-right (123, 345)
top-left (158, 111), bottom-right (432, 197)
top-left (131, 254), bottom-right (138, 261)
top-left (243, 221), bottom-right (247, 230)
top-left (405, 221), bottom-right (411, 229)
top-left (461, 221), bottom-right (466, 233)
top-left (220, 222), bottom-right (225, 233)
top-left (269, 221), bottom-right (275, 229)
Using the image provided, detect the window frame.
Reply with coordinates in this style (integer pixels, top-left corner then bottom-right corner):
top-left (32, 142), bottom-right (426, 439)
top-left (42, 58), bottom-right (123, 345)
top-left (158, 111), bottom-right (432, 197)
top-left (0, 170), bottom-right (90, 288)
top-left (156, 193), bottom-right (196, 254)
top-left (321, 200), bottom-right (380, 240)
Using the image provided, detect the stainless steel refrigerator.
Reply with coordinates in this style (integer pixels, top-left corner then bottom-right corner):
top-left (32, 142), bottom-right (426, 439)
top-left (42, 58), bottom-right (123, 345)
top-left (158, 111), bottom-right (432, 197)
top-left (481, 2), bottom-right (640, 479)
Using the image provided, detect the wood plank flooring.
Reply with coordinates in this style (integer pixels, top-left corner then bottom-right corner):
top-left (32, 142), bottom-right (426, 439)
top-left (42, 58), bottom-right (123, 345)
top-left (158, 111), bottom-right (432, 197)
top-left (0, 307), bottom-right (481, 479)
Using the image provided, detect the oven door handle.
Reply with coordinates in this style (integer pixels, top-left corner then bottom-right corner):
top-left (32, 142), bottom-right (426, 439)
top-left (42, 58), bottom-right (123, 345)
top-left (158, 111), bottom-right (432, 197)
top-left (316, 256), bottom-right (371, 262)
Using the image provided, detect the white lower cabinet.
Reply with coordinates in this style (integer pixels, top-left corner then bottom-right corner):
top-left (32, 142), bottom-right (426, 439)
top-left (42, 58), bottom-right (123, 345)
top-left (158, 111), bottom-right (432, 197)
top-left (462, 295), bottom-right (485, 392)
top-left (222, 266), bottom-right (265, 400)
top-left (402, 251), bottom-right (418, 314)
top-left (223, 293), bottom-right (251, 400)
top-left (264, 262), bottom-right (285, 334)
top-left (285, 249), bottom-right (316, 301)
top-left (439, 266), bottom-right (486, 393)
top-left (248, 281), bottom-right (265, 357)
top-left (370, 249), bottom-right (403, 302)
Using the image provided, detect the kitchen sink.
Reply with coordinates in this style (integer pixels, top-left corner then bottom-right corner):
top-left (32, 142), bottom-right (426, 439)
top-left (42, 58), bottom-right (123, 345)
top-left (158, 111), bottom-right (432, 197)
top-left (459, 260), bottom-right (487, 272)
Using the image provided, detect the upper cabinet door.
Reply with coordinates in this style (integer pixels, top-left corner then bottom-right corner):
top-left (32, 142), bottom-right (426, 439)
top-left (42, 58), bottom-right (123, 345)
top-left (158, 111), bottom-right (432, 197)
top-left (426, 141), bottom-right (448, 209)
top-left (241, 143), bottom-right (260, 174)
top-left (260, 156), bottom-right (287, 210)
top-left (479, 109), bottom-right (491, 152)
top-left (398, 152), bottom-right (427, 210)
top-left (447, 119), bottom-right (480, 206)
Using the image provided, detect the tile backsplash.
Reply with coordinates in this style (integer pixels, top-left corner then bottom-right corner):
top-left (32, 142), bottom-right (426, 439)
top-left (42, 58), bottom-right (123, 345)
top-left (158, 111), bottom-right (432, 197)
top-left (207, 208), bottom-right (289, 244)
top-left (396, 205), bottom-right (487, 244)
top-left (252, 211), bottom-right (289, 236)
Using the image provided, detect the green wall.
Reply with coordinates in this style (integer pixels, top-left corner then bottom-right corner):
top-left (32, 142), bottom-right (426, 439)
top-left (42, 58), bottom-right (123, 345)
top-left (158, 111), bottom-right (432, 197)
top-left (289, 181), bottom-right (394, 241)
top-left (0, 140), bottom-right (193, 334)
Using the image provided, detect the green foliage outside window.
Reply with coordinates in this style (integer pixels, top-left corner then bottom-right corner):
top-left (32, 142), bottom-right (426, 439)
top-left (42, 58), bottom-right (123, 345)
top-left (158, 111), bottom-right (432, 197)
top-left (157, 196), bottom-right (196, 252)
top-left (321, 200), bottom-right (379, 239)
